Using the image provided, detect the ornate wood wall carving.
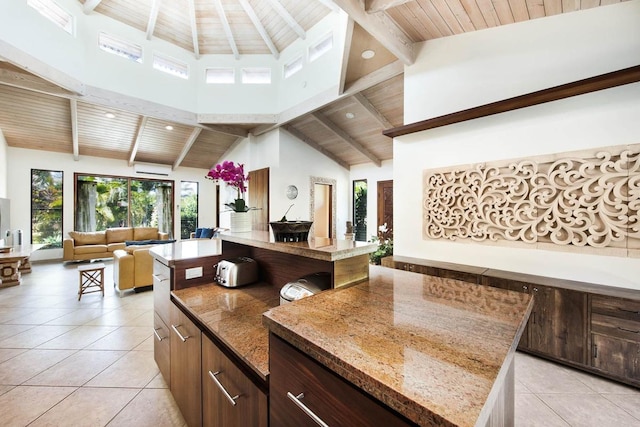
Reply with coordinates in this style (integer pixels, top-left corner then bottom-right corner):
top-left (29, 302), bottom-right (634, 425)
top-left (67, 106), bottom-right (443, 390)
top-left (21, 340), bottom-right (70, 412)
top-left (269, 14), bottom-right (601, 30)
top-left (423, 144), bottom-right (640, 257)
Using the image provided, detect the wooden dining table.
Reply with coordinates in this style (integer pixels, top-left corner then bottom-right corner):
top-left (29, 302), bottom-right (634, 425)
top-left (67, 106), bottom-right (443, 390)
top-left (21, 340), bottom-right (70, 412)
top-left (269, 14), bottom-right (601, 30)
top-left (0, 244), bottom-right (42, 287)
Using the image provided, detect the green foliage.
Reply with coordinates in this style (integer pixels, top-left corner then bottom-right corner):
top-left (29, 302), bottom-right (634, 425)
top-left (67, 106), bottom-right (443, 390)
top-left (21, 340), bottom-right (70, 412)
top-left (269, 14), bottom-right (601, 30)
top-left (180, 193), bottom-right (198, 239)
top-left (31, 170), bottom-right (63, 247)
top-left (354, 182), bottom-right (367, 241)
top-left (369, 223), bottom-right (393, 265)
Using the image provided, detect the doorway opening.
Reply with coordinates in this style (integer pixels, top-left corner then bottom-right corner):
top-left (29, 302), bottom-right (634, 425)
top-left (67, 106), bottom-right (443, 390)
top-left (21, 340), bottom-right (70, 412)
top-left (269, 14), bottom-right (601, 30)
top-left (310, 177), bottom-right (336, 239)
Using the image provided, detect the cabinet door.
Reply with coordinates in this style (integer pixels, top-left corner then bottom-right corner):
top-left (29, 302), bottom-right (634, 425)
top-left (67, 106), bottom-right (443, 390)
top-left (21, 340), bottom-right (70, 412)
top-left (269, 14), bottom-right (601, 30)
top-left (170, 303), bottom-right (202, 427)
top-left (153, 259), bottom-right (172, 326)
top-left (592, 334), bottom-right (640, 383)
top-left (202, 335), bottom-right (267, 427)
top-left (153, 312), bottom-right (171, 387)
top-left (269, 334), bottom-right (415, 427)
top-left (529, 285), bottom-right (586, 364)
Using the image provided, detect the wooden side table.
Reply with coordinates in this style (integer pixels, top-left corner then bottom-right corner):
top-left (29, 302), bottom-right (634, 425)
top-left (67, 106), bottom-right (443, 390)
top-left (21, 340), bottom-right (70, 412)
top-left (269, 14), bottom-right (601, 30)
top-left (78, 263), bottom-right (105, 300)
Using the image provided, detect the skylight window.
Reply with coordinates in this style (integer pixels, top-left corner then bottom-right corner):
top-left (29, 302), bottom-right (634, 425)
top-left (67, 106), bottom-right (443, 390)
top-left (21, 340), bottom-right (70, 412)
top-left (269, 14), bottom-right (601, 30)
top-left (27, 0), bottom-right (73, 35)
top-left (98, 32), bottom-right (143, 63)
top-left (283, 56), bottom-right (303, 79)
top-left (206, 68), bottom-right (235, 84)
top-left (241, 68), bottom-right (271, 85)
top-left (153, 53), bottom-right (189, 79)
top-left (309, 33), bottom-right (333, 62)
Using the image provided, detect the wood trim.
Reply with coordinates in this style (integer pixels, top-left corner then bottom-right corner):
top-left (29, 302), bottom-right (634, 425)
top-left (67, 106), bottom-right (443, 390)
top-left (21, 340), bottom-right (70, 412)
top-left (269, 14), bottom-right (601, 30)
top-left (383, 65), bottom-right (640, 138)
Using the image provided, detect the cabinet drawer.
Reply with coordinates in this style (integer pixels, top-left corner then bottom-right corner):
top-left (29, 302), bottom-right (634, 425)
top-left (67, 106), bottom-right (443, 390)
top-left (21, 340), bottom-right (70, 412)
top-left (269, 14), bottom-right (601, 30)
top-left (437, 268), bottom-right (479, 284)
top-left (592, 313), bottom-right (640, 342)
top-left (202, 335), bottom-right (267, 427)
top-left (153, 312), bottom-right (171, 387)
top-left (269, 334), bottom-right (414, 427)
top-left (591, 296), bottom-right (640, 322)
top-left (153, 259), bottom-right (171, 325)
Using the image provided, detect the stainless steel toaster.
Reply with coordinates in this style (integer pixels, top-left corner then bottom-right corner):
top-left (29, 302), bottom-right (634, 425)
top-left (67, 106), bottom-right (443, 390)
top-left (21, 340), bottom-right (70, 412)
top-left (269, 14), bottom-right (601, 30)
top-left (215, 257), bottom-right (258, 287)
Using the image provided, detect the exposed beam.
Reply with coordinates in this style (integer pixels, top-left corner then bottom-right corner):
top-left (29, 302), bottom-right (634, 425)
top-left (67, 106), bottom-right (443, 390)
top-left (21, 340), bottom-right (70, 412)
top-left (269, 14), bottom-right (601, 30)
top-left (366, 0), bottom-right (413, 13)
top-left (316, 0), bottom-right (342, 13)
top-left (70, 99), bottom-right (79, 161)
top-left (353, 93), bottom-right (393, 128)
top-left (199, 124), bottom-right (249, 138)
top-left (187, 0), bottom-right (200, 59)
top-left (174, 127), bottom-right (202, 169)
top-left (238, 0), bottom-right (280, 59)
top-left (129, 116), bottom-right (148, 166)
top-left (343, 59), bottom-right (403, 95)
top-left (213, 136), bottom-right (246, 169)
top-left (197, 113), bottom-right (277, 124)
top-left (0, 40), bottom-right (85, 95)
top-left (0, 67), bottom-right (75, 97)
top-left (384, 64), bottom-right (640, 138)
top-left (311, 112), bottom-right (382, 166)
top-left (213, 0), bottom-right (240, 59)
top-left (83, 0), bottom-right (103, 14)
top-left (264, 0), bottom-right (306, 40)
top-left (253, 60), bottom-right (403, 136)
top-left (331, 0), bottom-right (414, 65)
top-left (281, 126), bottom-right (349, 170)
top-left (146, 0), bottom-right (162, 40)
top-left (338, 19), bottom-right (355, 95)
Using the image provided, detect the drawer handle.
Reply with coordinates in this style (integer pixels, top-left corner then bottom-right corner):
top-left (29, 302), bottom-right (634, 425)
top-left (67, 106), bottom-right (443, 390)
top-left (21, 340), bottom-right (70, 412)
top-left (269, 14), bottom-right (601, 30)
top-left (170, 324), bottom-right (190, 342)
top-left (618, 327), bottom-right (640, 334)
top-left (152, 274), bottom-right (169, 282)
top-left (287, 392), bottom-right (329, 427)
top-left (153, 327), bottom-right (165, 342)
top-left (209, 371), bottom-right (239, 406)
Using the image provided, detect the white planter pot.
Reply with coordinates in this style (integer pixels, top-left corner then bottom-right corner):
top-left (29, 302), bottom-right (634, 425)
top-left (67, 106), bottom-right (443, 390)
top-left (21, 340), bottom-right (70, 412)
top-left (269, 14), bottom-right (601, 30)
top-left (230, 211), bottom-right (251, 233)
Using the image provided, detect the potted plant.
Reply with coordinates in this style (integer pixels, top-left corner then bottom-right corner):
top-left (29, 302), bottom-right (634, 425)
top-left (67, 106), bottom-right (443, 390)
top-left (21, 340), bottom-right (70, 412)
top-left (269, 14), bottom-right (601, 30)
top-left (206, 161), bottom-right (252, 232)
top-left (369, 223), bottom-right (393, 265)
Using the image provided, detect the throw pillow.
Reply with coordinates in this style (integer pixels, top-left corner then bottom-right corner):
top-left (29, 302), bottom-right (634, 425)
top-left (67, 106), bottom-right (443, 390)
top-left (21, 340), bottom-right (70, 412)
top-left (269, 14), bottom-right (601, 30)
top-left (200, 228), bottom-right (215, 238)
top-left (125, 239), bottom-right (175, 246)
top-left (194, 228), bottom-right (204, 238)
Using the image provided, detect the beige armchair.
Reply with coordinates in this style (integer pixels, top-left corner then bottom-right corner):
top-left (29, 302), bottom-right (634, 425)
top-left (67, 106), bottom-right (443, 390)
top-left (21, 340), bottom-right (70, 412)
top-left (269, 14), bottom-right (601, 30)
top-left (113, 245), bottom-right (155, 296)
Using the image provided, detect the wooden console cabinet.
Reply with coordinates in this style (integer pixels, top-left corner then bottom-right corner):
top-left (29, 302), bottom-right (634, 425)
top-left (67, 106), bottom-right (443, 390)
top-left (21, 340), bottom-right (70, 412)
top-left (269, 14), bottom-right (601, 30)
top-left (383, 256), bottom-right (640, 388)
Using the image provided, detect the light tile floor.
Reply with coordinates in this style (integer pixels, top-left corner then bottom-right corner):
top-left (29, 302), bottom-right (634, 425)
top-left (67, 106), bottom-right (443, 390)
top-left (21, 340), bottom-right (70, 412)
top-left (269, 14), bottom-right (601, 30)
top-left (0, 261), bottom-right (638, 426)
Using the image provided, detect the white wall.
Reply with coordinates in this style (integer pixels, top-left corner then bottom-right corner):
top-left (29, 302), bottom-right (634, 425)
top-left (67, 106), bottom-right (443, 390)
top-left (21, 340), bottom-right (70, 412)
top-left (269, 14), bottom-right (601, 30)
top-left (396, 1), bottom-right (640, 289)
top-left (7, 147), bottom-right (217, 261)
top-left (0, 130), bottom-right (7, 198)
top-left (349, 160), bottom-right (394, 240)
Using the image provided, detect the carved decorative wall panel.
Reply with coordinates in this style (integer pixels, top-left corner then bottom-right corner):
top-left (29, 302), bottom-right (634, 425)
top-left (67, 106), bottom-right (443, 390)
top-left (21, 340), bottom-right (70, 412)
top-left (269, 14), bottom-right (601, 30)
top-left (423, 144), bottom-right (640, 258)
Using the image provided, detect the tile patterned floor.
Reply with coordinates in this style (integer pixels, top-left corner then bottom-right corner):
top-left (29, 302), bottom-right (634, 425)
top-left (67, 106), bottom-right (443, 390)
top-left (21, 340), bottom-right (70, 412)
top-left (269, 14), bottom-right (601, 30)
top-left (0, 261), bottom-right (637, 426)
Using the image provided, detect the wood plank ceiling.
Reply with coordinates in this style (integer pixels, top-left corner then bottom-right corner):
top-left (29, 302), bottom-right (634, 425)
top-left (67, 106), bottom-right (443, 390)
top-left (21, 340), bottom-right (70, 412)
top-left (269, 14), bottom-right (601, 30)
top-left (0, 0), bottom-right (620, 170)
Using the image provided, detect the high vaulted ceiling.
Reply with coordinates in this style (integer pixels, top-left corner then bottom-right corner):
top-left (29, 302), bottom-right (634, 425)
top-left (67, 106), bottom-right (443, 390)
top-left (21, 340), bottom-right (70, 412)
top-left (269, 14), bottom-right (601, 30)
top-left (0, 0), bottom-right (622, 170)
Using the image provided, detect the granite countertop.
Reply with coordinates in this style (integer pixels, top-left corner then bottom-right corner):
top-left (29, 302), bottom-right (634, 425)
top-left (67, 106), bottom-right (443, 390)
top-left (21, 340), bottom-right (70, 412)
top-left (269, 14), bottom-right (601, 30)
top-left (220, 230), bottom-right (377, 261)
top-left (150, 239), bottom-right (223, 264)
top-left (263, 265), bottom-right (534, 427)
top-left (171, 281), bottom-right (280, 382)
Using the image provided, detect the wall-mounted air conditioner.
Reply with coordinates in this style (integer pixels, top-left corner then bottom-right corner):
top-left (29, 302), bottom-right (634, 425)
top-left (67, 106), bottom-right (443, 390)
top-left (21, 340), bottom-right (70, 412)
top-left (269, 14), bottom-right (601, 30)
top-left (133, 163), bottom-right (172, 176)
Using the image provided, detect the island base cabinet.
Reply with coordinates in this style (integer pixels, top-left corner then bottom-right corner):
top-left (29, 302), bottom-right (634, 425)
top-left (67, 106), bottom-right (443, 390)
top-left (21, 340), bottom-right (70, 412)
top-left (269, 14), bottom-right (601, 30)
top-left (170, 303), bottom-right (202, 427)
top-left (153, 312), bottom-right (171, 388)
top-left (269, 334), bottom-right (415, 427)
top-left (202, 335), bottom-right (268, 427)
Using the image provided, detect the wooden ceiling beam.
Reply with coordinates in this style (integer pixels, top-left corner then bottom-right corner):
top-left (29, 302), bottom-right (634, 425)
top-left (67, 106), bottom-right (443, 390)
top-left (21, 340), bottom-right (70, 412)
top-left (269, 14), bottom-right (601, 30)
top-left (338, 19), bottom-right (355, 95)
top-left (83, 0), bottom-right (103, 14)
top-left (0, 67), bottom-right (75, 97)
top-left (343, 59), bottom-right (403, 95)
top-left (146, 0), bottom-right (162, 40)
top-left (352, 93), bottom-right (393, 128)
top-left (316, 0), bottom-right (342, 13)
top-left (187, 0), bottom-right (200, 59)
top-left (238, 0), bottom-right (280, 59)
top-left (265, 0), bottom-right (306, 40)
top-left (173, 127), bottom-right (202, 169)
top-left (129, 116), bottom-right (148, 166)
top-left (366, 0), bottom-right (413, 13)
top-left (331, 0), bottom-right (414, 65)
top-left (213, 0), bottom-right (240, 59)
top-left (281, 126), bottom-right (350, 170)
top-left (311, 112), bottom-right (382, 166)
top-left (70, 99), bottom-right (79, 161)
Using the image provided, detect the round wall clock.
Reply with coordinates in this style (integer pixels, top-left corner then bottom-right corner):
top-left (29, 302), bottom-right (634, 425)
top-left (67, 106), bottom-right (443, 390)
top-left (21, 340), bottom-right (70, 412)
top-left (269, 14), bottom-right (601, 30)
top-left (286, 185), bottom-right (298, 200)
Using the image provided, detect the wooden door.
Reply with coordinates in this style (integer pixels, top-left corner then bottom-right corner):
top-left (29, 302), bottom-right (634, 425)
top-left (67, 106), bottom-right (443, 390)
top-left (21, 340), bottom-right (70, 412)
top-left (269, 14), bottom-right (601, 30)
top-left (529, 285), bottom-right (586, 364)
top-left (170, 303), bottom-right (202, 427)
top-left (248, 168), bottom-right (269, 232)
top-left (377, 180), bottom-right (393, 237)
